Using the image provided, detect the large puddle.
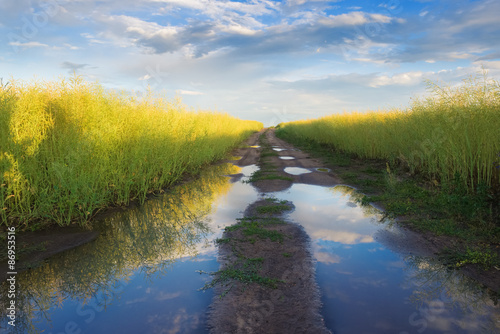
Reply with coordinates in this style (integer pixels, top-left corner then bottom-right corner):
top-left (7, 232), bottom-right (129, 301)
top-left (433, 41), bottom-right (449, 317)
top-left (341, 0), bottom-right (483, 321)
top-left (1, 161), bottom-right (499, 333)
top-left (272, 184), bottom-right (500, 333)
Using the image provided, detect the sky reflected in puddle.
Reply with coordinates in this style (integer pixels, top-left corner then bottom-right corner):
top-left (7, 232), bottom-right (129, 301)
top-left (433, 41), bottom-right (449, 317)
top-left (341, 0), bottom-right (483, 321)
top-left (0, 163), bottom-right (259, 334)
top-left (271, 184), bottom-right (500, 333)
top-left (284, 167), bottom-right (312, 175)
top-left (2, 164), bottom-right (498, 333)
top-left (279, 156), bottom-right (295, 160)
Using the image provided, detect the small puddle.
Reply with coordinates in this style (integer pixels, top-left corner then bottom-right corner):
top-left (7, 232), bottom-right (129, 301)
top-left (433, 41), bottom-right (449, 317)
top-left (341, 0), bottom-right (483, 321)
top-left (249, 145), bottom-right (260, 148)
top-left (272, 148), bottom-right (287, 152)
top-left (279, 156), bottom-right (295, 160)
top-left (315, 167), bottom-right (331, 172)
top-left (284, 167), bottom-right (312, 175)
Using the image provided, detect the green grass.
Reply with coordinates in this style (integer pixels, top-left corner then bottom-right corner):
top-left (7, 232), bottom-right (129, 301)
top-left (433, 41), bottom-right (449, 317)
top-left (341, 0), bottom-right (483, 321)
top-left (199, 259), bottom-right (284, 295)
top-left (243, 224), bottom-right (284, 242)
top-left (215, 237), bottom-right (231, 244)
top-left (202, 216), bottom-right (288, 294)
top-left (279, 127), bottom-right (498, 244)
top-left (360, 173), bottom-right (499, 243)
top-left (261, 151), bottom-right (279, 158)
top-left (225, 218), bottom-right (286, 243)
top-left (0, 76), bottom-right (263, 229)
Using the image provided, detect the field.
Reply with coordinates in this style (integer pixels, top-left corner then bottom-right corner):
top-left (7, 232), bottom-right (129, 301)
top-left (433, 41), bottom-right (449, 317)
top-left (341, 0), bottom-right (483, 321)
top-left (0, 77), bottom-right (262, 229)
top-left (277, 74), bottom-right (500, 193)
top-left (276, 74), bottom-right (500, 249)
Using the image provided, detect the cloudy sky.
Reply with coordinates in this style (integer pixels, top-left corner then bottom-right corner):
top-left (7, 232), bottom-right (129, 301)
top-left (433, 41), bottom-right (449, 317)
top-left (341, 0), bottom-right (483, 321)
top-left (1, 0), bottom-right (499, 125)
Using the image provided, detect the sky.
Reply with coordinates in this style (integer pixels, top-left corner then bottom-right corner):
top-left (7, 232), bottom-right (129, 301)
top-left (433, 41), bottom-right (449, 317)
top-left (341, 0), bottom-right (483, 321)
top-left (1, 0), bottom-right (500, 126)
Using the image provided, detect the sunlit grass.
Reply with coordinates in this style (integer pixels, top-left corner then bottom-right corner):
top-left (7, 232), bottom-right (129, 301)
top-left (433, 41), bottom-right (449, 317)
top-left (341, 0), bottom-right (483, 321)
top-left (0, 76), bottom-right (262, 228)
top-left (277, 73), bottom-right (500, 193)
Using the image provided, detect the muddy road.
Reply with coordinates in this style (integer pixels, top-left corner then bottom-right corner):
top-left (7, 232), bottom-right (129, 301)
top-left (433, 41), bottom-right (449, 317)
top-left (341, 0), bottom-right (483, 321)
top-left (207, 129), bottom-right (500, 333)
top-left (208, 129), bottom-right (340, 333)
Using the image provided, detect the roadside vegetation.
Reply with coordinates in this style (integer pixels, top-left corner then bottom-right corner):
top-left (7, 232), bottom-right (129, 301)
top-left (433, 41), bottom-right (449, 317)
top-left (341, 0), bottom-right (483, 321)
top-left (276, 73), bottom-right (500, 269)
top-left (0, 76), bottom-right (262, 229)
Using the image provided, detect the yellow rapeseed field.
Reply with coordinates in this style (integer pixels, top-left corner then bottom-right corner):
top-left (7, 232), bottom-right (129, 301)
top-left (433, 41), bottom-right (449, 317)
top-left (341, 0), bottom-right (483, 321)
top-left (0, 77), bottom-right (262, 227)
top-left (278, 74), bottom-right (500, 192)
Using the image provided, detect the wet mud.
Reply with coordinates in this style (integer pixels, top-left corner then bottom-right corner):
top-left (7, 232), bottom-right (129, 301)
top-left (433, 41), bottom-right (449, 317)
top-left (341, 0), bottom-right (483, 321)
top-left (208, 199), bottom-right (330, 333)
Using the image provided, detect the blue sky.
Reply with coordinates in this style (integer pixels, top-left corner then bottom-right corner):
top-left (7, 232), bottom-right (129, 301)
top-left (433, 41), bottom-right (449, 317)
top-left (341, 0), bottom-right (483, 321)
top-left (1, 0), bottom-right (499, 126)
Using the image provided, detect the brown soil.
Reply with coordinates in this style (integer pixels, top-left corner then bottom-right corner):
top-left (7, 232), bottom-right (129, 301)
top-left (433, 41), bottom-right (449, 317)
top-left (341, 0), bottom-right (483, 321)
top-left (208, 199), bottom-right (331, 334)
top-left (251, 128), bottom-right (340, 193)
top-left (233, 130), bottom-right (262, 166)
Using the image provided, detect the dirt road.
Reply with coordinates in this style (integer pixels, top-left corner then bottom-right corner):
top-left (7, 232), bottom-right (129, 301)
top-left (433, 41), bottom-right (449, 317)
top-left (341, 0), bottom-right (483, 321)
top-left (208, 129), bottom-right (338, 333)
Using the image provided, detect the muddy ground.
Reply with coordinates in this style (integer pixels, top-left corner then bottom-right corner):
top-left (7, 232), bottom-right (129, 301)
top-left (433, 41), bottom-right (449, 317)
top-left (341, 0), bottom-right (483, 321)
top-left (208, 199), bottom-right (330, 334)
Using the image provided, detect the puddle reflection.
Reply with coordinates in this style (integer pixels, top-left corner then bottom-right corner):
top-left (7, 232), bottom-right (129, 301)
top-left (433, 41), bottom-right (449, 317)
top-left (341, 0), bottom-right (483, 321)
top-left (0, 163), bottom-right (259, 334)
top-left (2, 164), bottom-right (498, 334)
top-left (272, 184), bottom-right (500, 333)
top-left (284, 167), bottom-right (312, 175)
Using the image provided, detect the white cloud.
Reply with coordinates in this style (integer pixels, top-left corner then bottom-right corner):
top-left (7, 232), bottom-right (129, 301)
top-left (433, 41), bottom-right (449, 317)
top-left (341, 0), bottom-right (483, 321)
top-left (287, 0), bottom-right (334, 6)
top-left (63, 43), bottom-right (80, 50)
top-left (2, 0), bottom-right (499, 126)
top-left (175, 89), bottom-right (204, 96)
top-left (314, 251), bottom-right (341, 264)
top-left (369, 71), bottom-right (425, 87)
top-left (318, 11), bottom-right (393, 28)
top-left (8, 41), bottom-right (50, 49)
top-left (313, 230), bottom-right (375, 245)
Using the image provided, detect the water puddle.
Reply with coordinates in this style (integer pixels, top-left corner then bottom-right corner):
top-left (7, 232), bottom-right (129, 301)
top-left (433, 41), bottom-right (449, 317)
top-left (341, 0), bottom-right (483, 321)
top-left (272, 148), bottom-right (287, 152)
top-left (279, 156), bottom-right (295, 160)
top-left (273, 184), bottom-right (500, 333)
top-left (0, 163), bottom-right (259, 334)
top-left (315, 167), bottom-right (331, 172)
top-left (2, 161), bottom-right (498, 333)
top-left (284, 167), bottom-right (312, 175)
